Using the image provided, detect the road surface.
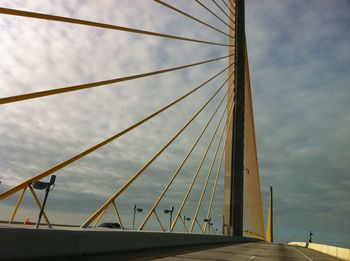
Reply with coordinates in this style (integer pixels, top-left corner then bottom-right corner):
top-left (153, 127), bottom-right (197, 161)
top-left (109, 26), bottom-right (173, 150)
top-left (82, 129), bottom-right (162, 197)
top-left (68, 241), bottom-right (340, 261)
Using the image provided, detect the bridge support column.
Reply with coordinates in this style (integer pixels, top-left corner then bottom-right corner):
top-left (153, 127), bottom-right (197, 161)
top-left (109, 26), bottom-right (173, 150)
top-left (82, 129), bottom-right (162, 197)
top-left (224, 0), bottom-right (245, 237)
top-left (266, 186), bottom-right (273, 242)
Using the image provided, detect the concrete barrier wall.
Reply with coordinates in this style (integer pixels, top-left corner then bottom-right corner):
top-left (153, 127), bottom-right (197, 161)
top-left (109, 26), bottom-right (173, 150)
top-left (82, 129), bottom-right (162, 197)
top-left (0, 227), bottom-right (250, 260)
top-left (289, 241), bottom-right (350, 261)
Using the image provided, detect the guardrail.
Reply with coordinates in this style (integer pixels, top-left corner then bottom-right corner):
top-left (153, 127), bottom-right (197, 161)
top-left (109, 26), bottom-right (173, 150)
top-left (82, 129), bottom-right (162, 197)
top-left (0, 226), bottom-right (256, 260)
top-left (289, 242), bottom-right (350, 261)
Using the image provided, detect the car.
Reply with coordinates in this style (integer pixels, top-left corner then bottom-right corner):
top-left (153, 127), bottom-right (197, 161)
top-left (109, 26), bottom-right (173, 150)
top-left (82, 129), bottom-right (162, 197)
top-left (97, 222), bottom-right (121, 229)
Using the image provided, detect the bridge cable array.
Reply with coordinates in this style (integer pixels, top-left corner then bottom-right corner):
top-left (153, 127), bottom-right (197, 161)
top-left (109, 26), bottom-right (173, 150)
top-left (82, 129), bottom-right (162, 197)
top-left (0, 7), bottom-right (233, 47)
top-left (188, 97), bottom-right (235, 233)
top-left (0, 1), bottom-right (244, 234)
top-left (195, 0), bottom-right (234, 31)
top-left (81, 65), bottom-right (235, 228)
top-left (0, 55), bottom-right (230, 105)
top-left (171, 91), bottom-right (235, 232)
top-left (212, 0), bottom-right (235, 25)
top-left (221, 0), bottom-right (236, 18)
top-left (153, 0), bottom-right (233, 38)
top-left (0, 60), bottom-right (233, 199)
top-left (139, 81), bottom-right (235, 231)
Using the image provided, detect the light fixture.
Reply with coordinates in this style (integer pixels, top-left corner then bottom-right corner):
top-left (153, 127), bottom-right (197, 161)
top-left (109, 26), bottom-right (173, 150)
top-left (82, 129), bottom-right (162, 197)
top-left (204, 217), bottom-right (213, 234)
top-left (183, 215), bottom-right (191, 232)
top-left (163, 206), bottom-right (174, 231)
top-left (132, 204), bottom-right (143, 230)
top-left (33, 175), bottom-right (56, 229)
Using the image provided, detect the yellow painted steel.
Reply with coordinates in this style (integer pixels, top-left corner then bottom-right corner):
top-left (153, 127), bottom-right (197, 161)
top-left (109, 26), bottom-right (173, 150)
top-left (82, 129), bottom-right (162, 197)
top-left (242, 43), bottom-right (265, 239)
top-left (0, 8), bottom-right (232, 47)
top-left (154, 0), bottom-right (233, 38)
top-left (195, 0), bottom-right (234, 31)
top-left (244, 230), bottom-right (265, 240)
top-left (0, 55), bottom-right (231, 105)
top-left (221, 0), bottom-right (235, 17)
top-left (222, 0), bottom-right (265, 238)
top-left (170, 99), bottom-right (235, 232)
top-left (0, 1), bottom-right (268, 238)
top-left (28, 186), bottom-right (51, 228)
top-left (179, 216), bottom-right (189, 233)
top-left (9, 187), bottom-right (27, 223)
top-left (266, 186), bottom-right (273, 242)
top-left (189, 106), bottom-right (233, 233)
top-left (111, 201), bottom-right (124, 230)
top-left (212, 0), bottom-right (234, 24)
top-left (80, 71), bottom-right (233, 228)
top-left (223, 0), bottom-right (236, 235)
top-left (153, 210), bottom-right (166, 232)
top-left (0, 64), bottom-right (230, 202)
top-left (138, 75), bottom-right (235, 231)
top-left (195, 219), bottom-right (204, 233)
top-left (201, 99), bottom-right (234, 233)
top-left (93, 208), bottom-right (108, 228)
top-left (179, 216), bottom-right (186, 230)
top-left (203, 133), bottom-right (227, 233)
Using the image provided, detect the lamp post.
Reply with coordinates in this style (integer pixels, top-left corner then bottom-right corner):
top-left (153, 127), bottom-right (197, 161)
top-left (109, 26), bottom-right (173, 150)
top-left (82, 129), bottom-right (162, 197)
top-left (309, 230), bottom-right (313, 243)
top-left (132, 204), bottom-right (143, 230)
top-left (164, 206), bottom-right (174, 231)
top-left (183, 216), bottom-right (191, 232)
top-left (222, 216), bottom-right (227, 235)
top-left (209, 222), bottom-right (214, 234)
top-left (32, 175), bottom-right (56, 229)
top-left (204, 217), bottom-right (212, 234)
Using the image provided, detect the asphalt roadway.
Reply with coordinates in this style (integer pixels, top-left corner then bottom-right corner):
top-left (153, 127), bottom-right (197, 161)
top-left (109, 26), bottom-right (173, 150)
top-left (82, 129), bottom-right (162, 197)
top-left (65, 241), bottom-right (340, 261)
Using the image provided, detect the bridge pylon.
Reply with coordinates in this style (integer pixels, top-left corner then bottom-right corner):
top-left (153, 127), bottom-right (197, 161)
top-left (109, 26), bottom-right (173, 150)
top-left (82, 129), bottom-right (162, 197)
top-left (223, 0), bottom-right (265, 239)
top-left (266, 186), bottom-right (273, 242)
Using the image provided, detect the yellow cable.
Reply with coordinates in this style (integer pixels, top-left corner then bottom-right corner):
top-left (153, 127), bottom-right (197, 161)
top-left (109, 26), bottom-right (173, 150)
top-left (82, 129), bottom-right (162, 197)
top-left (0, 64), bottom-right (231, 201)
top-left (80, 69), bottom-right (234, 228)
top-left (154, 0), bottom-right (233, 38)
top-left (170, 86), bottom-right (234, 232)
top-left (0, 7), bottom-right (232, 47)
top-left (212, 0), bottom-right (235, 24)
top-left (0, 55), bottom-right (231, 104)
top-left (139, 78), bottom-right (235, 230)
top-left (189, 102), bottom-right (234, 232)
top-left (195, 0), bottom-right (234, 31)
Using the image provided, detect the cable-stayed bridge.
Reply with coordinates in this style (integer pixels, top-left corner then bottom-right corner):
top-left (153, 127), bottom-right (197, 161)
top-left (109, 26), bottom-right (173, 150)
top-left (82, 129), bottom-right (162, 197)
top-left (0, 1), bottom-right (348, 260)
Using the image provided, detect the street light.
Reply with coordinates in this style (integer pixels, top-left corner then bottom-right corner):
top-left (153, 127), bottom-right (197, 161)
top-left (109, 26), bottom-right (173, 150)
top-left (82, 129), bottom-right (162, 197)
top-left (203, 217), bottom-right (212, 234)
top-left (208, 222), bottom-right (214, 234)
top-left (183, 216), bottom-right (191, 232)
top-left (32, 175), bottom-right (56, 229)
top-left (163, 206), bottom-right (174, 231)
top-left (132, 204), bottom-right (143, 230)
top-left (309, 230), bottom-right (313, 243)
top-left (223, 223), bottom-right (227, 235)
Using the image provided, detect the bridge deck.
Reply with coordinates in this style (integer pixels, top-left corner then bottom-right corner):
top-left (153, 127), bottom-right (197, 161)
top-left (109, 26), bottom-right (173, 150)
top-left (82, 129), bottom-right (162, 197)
top-left (154, 243), bottom-right (341, 261)
top-left (0, 224), bottom-right (341, 260)
top-left (70, 242), bottom-right (341, 261)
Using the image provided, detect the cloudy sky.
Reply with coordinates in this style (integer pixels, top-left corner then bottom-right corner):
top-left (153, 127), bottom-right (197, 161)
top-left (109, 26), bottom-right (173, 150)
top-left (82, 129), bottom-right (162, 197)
top-left (0, 0), bottom-right (349, 248)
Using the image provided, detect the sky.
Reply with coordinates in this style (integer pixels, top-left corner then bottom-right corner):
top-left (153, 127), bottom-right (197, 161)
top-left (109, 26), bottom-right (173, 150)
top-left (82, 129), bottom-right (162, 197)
top-left (0, 0), bottom-right (349, 248)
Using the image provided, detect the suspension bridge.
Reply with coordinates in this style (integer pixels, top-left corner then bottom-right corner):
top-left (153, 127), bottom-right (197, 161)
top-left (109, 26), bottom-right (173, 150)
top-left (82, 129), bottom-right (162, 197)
top-left (0, 1), bottom-right (348, 260)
